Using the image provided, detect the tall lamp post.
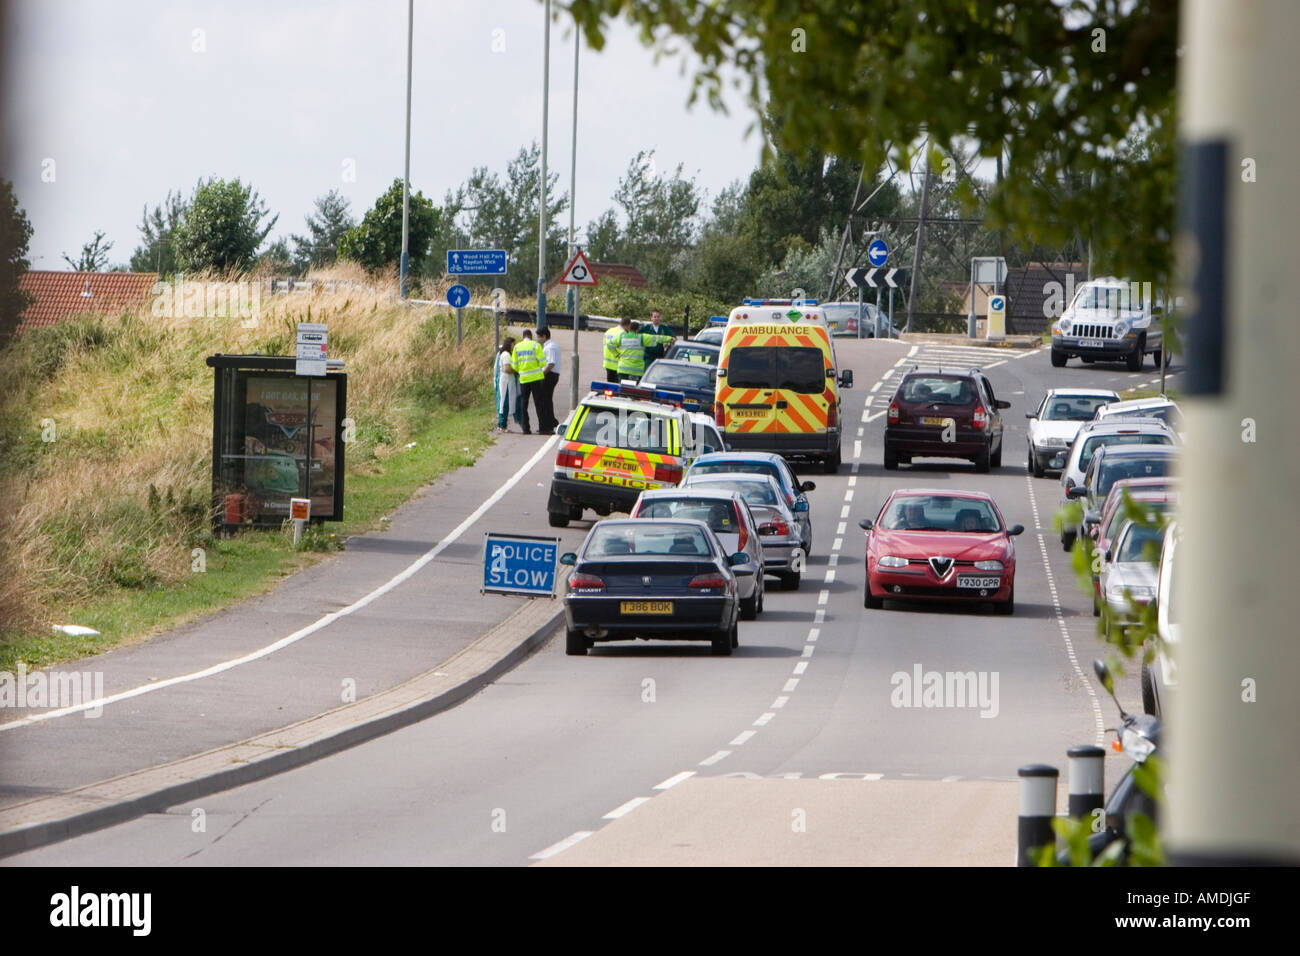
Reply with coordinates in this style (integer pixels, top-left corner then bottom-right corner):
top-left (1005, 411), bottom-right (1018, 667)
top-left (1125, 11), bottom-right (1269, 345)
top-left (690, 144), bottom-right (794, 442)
top-left (399, 0), bottom-right (413, 299)
top-left (536, 0), bottom-right (552, 330)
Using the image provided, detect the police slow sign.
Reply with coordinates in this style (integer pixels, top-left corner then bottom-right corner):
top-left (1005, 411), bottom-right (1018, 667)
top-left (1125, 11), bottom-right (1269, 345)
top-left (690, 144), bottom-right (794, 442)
top-left (483, 533), bottom-right (560, 596)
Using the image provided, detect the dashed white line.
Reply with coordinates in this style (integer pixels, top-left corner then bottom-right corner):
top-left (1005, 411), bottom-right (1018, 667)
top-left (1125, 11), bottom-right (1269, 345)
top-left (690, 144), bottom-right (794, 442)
top-left (603, 797), bottom-right (651, 819)
top-left (828, 553), bottom-right (840, 567)
top-left (730, 730), bottom-right (757, 746)
top-left (847, 476), bottom-right (857, 487)
top-left (818, 589), bottom-right (829, 605)
top-left (654, 771), bottom-right (696, 791)
top-left (783, 678), bottom-right (800, 693)
top-left (984, 359), bottom-right (1007, 369)
top-left (824, 569), bottom-right (836, 583)
top-left (836, 522), bottom-right (846, 535)
top-left (801, 645), bottom-right (815, 658)
top-left (853, 440), bottom-right (862, 460)
top-left (843, 489), bottom-right (854, 502)
top-left (814, 609), bottom-right (825, 624)
top-left (807, 627), bottom-right (821, 642)
top-left (530, 830), bottom-right (594, 860)
top-left (840, 504), bottom-right (850, 519)
top-left (699, 750), bottom-right (732, 766)
top-left (771, 696), bottom-right (789, 709)
top-left (832, 538), bottom-right (843, 553)
top-left (793, 661), bottom-right (808, 675)
top-left (754, 712), bottom-right (776, 726)
top-left (870, 381), bottom-right (882, 392)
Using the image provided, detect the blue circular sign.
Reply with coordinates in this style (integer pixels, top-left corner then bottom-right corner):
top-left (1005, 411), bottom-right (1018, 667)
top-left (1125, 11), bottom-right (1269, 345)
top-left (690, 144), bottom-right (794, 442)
top-left (867, 239), bottom-right (889, 267)
top-left (990, 295), bottom-right (1005, 311)
top-left (447, 284), bottom-right (471, 308)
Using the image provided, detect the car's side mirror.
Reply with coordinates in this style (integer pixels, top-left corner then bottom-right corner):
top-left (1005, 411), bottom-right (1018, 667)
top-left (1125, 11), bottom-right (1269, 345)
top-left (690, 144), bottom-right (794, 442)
top-left (560, 552), bottom-right (577, 566)
top-left (793, 499), bottom-right (810, 513)
top-left (839, 370), bottom-right (854, 389)
top-left (1067, 485), bottom-right (1087, 499)
top-left (1008, 524), bottom-right (1024, 536)
top-left (801, 481), bottom-right (816, 492)
top-left (996, 400), bottom-right (1011, 410)
top-left (729, 552), bottom-right (751, 566)
top-left (858, 518), bottom-right (873, 531)
top-left (555, 424), bottom-right (567, 436)
top-left (1025, 413), bottom-right (1036, 419)
top-left (1104, 549), bottom-right (1114, 563)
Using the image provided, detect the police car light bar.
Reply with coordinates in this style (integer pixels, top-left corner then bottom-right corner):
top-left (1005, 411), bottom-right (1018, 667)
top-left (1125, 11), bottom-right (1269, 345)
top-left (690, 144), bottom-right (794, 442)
top-left (588, 381), bottom-right (688, 407)
top-left (708, 316), bottom-right (729, 325)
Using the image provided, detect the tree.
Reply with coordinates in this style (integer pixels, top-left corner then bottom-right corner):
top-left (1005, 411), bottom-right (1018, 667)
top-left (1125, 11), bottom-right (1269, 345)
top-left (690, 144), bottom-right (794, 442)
top-left (173, 178), bottom-right (278, 273)
top-left (61, 230), bottom-right (114, 272)
top-left (257, 238), bottom-right (294, 275)
top-left (0, 178), bottom-right (34, 343)
top-left (612, 149), bottom-right (701, 287)
top-left (583, 209), bottom-right (622, 262)
top-left (290, 190), bottom-right (356, 273)
top-left (129, 190), bottom-right (186, 274)
top-left (337, 178), bottom-right (439, 275)
top-left (569, 0), bottom-right (1178, 286)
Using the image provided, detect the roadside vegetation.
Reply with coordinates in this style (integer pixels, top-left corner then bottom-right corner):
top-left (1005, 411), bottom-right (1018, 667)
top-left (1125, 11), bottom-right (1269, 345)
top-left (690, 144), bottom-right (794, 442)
top-left (0, 267), bottom-right (497, 671)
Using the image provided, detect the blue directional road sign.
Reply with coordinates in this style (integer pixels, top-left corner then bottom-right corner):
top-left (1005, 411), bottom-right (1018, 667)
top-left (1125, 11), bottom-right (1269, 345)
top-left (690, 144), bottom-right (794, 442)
top-left (447, 249), bottom-right (507, 275)
top-left (483, 533), bottom-right (560, 596)
top-left (447, 284), bottom-right (471, 309)
top-left (867, 238), bottom-right (890, 268)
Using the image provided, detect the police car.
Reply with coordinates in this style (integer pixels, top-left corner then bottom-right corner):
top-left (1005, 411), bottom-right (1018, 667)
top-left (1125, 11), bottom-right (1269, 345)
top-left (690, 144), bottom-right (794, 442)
top-left (547, 381), bottom-right (727, 528)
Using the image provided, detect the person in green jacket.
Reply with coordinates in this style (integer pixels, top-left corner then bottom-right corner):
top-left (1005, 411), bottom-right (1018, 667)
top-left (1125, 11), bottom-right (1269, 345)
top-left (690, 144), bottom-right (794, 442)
top-left (641, 309), bottom-right (674, 365)
top-left (603, 325), bottom-right (622, 382)
top-left (511, 330), bottom-right (546, 434)
top-left (615, 316), bottom-right (674, 381)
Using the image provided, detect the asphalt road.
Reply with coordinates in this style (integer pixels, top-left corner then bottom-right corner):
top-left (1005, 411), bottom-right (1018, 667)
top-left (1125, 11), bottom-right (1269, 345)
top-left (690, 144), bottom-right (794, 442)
top-left (6, 335), bottom-right (1168, 866)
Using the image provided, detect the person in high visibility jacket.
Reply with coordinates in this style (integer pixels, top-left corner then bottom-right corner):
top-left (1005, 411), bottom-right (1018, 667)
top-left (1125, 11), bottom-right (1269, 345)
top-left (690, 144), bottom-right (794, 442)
top-left (615, 316), bottom-right (674, 381)
top-left (511, 330), bottom-right (546, 434)
top-left (603, 324), bottom-right (623, 382)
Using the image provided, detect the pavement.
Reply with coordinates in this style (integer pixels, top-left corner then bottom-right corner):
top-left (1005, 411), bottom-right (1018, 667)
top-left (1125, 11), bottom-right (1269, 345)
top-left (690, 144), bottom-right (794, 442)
top-left (2, 333), bottom-right (1178, 866)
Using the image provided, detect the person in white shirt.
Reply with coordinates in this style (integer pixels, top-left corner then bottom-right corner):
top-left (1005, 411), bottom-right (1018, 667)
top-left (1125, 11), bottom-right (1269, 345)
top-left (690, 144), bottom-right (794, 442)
top-left (495, 336), bottom-right (521, 431)
top-left (537, 328), bottom-right (561, 433)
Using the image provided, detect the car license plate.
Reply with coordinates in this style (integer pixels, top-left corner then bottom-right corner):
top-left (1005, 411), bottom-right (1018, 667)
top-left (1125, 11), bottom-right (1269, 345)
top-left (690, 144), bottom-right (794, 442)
top-left (601, 456), bottom-right (640, 474)
top-left (920, 416), bottom-right (948, 426)
top-left (1077, 338), bottom-right (1104, 348)
top-left (956, 576), bottom-right (1001, 589)
top-left (731, 408), bottom-right (768, 419)
top-left (620, 601), bottom-right (674, 614)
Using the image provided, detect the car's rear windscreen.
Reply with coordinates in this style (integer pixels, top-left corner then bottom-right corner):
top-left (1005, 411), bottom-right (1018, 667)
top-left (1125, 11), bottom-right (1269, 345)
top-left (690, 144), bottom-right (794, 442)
top-left (900, 375), bottom-right (976, 405)
top-left (726, 346), bottom-right (825, 393)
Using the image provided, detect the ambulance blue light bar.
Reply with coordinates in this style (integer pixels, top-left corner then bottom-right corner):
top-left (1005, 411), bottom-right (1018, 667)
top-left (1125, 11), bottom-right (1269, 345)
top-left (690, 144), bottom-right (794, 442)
top-left (588, 381), bottom-right (688, 406)
top-left (708, 316), bottom-right (729, 325)
top-left (741, 297), bottom-right (819, 306)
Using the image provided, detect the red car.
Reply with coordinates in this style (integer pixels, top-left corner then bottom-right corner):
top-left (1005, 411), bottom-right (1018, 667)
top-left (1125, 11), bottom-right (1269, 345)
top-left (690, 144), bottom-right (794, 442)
top-left (859, 489), bottom-right (1024, 614)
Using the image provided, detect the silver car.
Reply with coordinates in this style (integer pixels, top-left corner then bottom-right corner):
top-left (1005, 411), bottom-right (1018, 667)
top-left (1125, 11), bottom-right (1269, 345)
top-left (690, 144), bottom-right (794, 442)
top-left (1099, 518), bottom-right (1165, 641)
top-left (1144, 521), bottom-right (1181, 717)
top-left (1025, 388), bottom-right (1119, 477)
top-left (680, 471), bottom-right (805, 590)
top-left (631, 487), bottom-right (766, 619)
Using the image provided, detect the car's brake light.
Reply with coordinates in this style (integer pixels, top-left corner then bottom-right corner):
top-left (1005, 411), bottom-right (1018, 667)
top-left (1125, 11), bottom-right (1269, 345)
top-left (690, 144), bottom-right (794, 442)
top-left (827, 400), bottom-right (837, 428)
top-left (715, 402), bottom-right (726, 427)
top-left (888, 399), bottom-right (900, 423)
top-left (973, 404), bottom-right (988, 430)
top-left (760, 519), bottom-right (791, 536)
top-left (568, 572), bottom-right (604, 591)
top-left (688, 573), bottom-right (728, 589)
top-left (556, 448), bottom-right (584, 469)
top-left (653, 462), bottom-right (683, 484)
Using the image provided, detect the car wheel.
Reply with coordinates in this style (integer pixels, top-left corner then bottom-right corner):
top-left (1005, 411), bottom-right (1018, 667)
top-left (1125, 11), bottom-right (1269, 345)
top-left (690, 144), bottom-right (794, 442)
top-left (864, 584), bottom-right (884, 609)
top-left (991, 440), bottom-right (1003, 469)
top-left (757, 578), bottom-right (765, 615)
top-left (883, 446), bottom-right (899, 470)
top-left (565, 628), bottom-right (587, 656)
top-left (741, 589), bottom-right (759, 620)
top-left (732, 621), bottom-right (740, 649)
top-left (974, 446), bottom-right (991, 473)
top-left (995, 587), bottom-right (1015, 615)
top-left (1126, 338), bottom-right (1145, 371)
top-left (569, 505), bottom-right (584, 519)
top-left (1140, 663), bottom-right (1157, 716)
top-left (1062, 530), bottom-right (1076, 552)
top-left (711, 625), bottom-right (734, 656)
top-left (1030, 445), bottom-right (1044, 478)
top-left (1026, 444), bottom-right (1035, 474)
top-left (780, 570), bottom-right (801, 591)
top-left (548, 511), bottom-right (570, 528)
top-left (1050, 349), bottom-right (1068, 368)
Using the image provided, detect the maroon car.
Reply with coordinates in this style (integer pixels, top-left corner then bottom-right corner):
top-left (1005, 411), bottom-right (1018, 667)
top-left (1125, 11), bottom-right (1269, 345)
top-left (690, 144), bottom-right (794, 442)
top-left (884, 367), bottom-right (1010, 472)
top-left (859, 489), bottom-right (1024, 613)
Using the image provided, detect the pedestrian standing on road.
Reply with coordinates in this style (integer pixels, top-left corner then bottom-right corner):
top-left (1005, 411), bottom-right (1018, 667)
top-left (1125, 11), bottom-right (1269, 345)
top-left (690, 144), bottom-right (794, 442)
top-left (603, 322), bottom-right (622, 382)
top-left (511, 329), bottom-right (546, 434)
top-left (537, 327), bottom-right (561, 434)
top-left (495, 336), bottom-right (521, 431)
top-left (615, 316), bottom-right (675, 383)
top-left (642, 309), bottom-right (674, 365)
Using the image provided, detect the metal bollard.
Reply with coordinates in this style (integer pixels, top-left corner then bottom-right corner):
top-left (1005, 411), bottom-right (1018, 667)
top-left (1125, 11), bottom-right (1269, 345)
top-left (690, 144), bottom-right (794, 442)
top-left (1067, 745), bottom-right (1106, 825)
top-left (1017, 764), bottom-right (1059, 867)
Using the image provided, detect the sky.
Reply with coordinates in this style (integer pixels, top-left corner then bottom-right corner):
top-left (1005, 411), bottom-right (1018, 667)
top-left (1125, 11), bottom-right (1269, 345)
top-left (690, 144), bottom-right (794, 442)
top-left (3, 0), bottom-right (763, 270)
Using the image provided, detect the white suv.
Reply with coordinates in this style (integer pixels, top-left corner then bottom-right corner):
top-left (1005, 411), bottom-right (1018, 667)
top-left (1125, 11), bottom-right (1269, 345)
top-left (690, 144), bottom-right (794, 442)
top-left (1050, 277), bottom-right (1166, 371)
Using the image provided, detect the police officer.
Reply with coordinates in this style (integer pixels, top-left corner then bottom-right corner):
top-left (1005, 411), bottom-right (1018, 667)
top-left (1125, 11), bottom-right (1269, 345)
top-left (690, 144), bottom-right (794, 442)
top-left (511, 329), bottom-right (546, 434)
top-left (615, 316), bottom-right (674, 382)
top-left (603, 322), bottom-right (623, 382)
top-left (537, 327), bottom-right (561, 434)
top-left (641, 309), bottom-right (674, 364)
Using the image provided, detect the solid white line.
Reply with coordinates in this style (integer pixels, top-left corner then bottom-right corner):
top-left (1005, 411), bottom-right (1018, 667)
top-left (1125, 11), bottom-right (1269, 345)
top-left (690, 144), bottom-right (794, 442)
top-left (783, 678), bottom-right (800, 693)
top-left (984, 359), bottom-right (1007, 369)
top-left (793, 661), bottom-right (808, 675)
top-left (730, 730), bottom-right (757, 746)
top-left (771, 696), bottom-right (789, 709)
top-left (603, 796), bottom-right (651, 819)
top-left (1, 434), bottom-right (563, 730)
top-left (530, 830), bottom-right (594, 860)
top-left (754, 712), bottom-right (775, 726)
top-left (1011, 346), bottom-right (1042, 359)
top-left (836, 522), bottom-right (846, 535)
top-left (699, 750), bottom-right (732, 766)
top-left (654, 770), bottom-right (696, 790)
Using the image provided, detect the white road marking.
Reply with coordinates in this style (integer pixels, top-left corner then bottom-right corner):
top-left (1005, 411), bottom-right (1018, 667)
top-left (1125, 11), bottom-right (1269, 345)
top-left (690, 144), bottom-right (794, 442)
top-left (824, 569), bottom-right (836, 583)
top-left (603, 796), bottom-right (651, 819)
top-left (754, 712), bottom-right (775, 726)
top-left (840, 505), bottom-right (850, 519)
top-left (818, 589), bottom-right (829, 605)
top-left (654, 771), bottom-right (696, 790)
top-left (853, 440), bottom-right (862, 460)
top-left (844, 489), bottom-right (854, 502)
top-left (832, 536), bottom-right (843, 551)
top-left (905, 347), bottom-right (918, 359)
top-left (984, 359), bottom-right (1007, 369)
top-left (814, 609), bottom-right (825, 624)
top-left (1012, 347), bottom-right (1041, 359)
top-left (730, 730), bottom-right (757, 746)
top-left (865, 410), bottom-right (886, 423)
top-left (847, 476), bottom-right (857, 487)
top-left (530, 830), bottom-right (593, 860)
top-left (828, 554), bottom-right (839, 567)
top-left (860, 408), bottom-right (870, 423)
top-left (793, 661), bottom-right (808, 675)
top-left (783, 678), bottom-right (800, 693)
top-left (699, 750), bottom-right (732, 766)
top-left (802, 645), bottom-right (815, 658)
top-left (771, 696), bottom-right (789, 709)
top-left (807, 627), bottom-right (821, 642)
top-left (870, 381), bottom-right (882, 392)
top-left (836, 522), bottom-right (846, 535)
top-left (857, 427), bottom-right (864, 437)
top-left (2, 433), bottom-right (563, 730)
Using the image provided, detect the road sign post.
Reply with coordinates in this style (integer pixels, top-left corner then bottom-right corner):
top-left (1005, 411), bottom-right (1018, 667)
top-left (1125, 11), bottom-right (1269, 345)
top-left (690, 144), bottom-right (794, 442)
top-left (559, 249), bottom-right (597, 409)
top-left (483, 532), bottom-right (560, 596)
top-left (447, 284), bottom-right (470, 346)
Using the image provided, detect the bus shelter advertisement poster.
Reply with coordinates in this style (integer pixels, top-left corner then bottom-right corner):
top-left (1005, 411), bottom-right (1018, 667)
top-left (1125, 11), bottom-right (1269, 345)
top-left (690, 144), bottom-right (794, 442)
top-left (241, 376), bottom-right (337, 521)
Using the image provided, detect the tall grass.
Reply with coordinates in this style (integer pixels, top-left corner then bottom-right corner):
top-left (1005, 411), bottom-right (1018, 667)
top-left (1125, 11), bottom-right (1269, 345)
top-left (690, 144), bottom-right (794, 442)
top-left (0, 266), bottom-right (496, 638)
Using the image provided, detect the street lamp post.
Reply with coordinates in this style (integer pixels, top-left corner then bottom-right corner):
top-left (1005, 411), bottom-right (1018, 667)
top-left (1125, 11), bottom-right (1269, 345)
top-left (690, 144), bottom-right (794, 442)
top-left (399, 0), bottom-right (413, 299)
top-left (537, 0), bottom-right (552, 330)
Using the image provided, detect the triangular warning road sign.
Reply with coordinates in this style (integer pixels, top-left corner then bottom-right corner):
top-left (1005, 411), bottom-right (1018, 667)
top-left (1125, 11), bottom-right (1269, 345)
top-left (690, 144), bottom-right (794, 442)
top-left (559, 250), bottom-right (598, 286)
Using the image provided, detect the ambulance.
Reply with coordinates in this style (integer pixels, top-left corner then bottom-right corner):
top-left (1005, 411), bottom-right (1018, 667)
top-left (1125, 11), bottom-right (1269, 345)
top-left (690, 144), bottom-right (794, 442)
top-left (546, 382), bottom-right (727, 527)
top-left (714, 299), bottom-right (854, 473)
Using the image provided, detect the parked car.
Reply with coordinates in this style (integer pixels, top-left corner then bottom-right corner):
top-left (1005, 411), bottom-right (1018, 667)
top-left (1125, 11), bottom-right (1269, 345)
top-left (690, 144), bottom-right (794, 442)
top-left (691, 325), bottom-right (725, 346)
top-left (1098, 518), bottom-right (1165, 641)
top-left (1058, 419), bottom-right (1177, 550)
top-left (1095, 396), bottom-right (1185, 441)
top-left (679, 471), bottom-right (804, 590)
top-left (1025, 388), bottom-right (1121, 477)
top-left (1145, 522), bottom-right (1182, 716)
top-left (664, 340), bottom-right (721, 366)
top-left (630, 487), bottom-right (765, 619)
top-left (859, 489), bottom-right (1023, 613)
top-left (559, 518), bottom-right (748, 656)
top-left (884, 367), bottom-right (1010, 472)
top-left (1072, 444), bottom-right (1180, 543)
top-left (683, 451), bottom-right (815, 555)
top-left (1090, 478), bottom-right (1179, 614)
top-left (638, 359), bottom-right (719, 416)
top-left (821, 301), bottom-right (899, 338)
